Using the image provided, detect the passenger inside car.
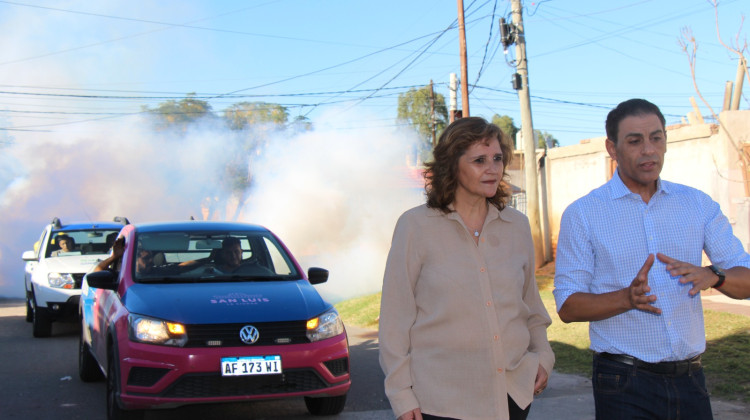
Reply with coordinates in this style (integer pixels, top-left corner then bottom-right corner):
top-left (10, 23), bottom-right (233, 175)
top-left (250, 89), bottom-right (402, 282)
top-left (51, 235), bottom-right (76, 256)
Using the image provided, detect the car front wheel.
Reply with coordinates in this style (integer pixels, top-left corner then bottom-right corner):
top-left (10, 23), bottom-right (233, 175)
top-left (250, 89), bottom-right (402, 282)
top-left (32, 304), bottom-right (52, 338)
top-left (304, 394), bottom-right (347, 416)
top-left (78, 331), bottom-right (103, 382)
top-left (25, 291), bottom-right (33, 322)
top-left (107, 348), bottom-right (144, 420)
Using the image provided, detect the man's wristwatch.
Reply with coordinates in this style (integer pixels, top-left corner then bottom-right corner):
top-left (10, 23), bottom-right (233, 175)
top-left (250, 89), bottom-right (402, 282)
top-left (707, 265), bottom-right (726, 289)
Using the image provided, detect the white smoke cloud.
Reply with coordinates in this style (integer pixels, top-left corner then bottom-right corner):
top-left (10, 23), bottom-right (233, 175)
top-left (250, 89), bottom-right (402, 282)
top-left (0, 110), bottom-right (424, 303)
top-left (241, 111), bottom-right (424, 302)
top-left (0, 2), bottom-right (425, 302)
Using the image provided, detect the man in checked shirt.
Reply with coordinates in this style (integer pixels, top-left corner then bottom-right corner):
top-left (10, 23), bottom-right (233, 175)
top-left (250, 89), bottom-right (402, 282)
top-left (554, 98), bottom-right (750, 420)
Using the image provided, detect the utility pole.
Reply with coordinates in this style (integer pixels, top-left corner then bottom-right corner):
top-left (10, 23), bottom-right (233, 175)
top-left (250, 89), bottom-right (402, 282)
top-left (511, 0), bottom-right (545, 267)
top-left (430, 79), bottom-right (437, 147)
top-left (449, 73), bottom-right (458, 123)
top-left (731, 56), bottom-right (746, 110)
top-left (457, 0), bottom-right (470, 117)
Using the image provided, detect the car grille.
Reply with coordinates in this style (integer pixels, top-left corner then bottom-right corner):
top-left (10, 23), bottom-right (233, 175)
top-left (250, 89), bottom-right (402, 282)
top-left (185, 321), bottom-right (309, 348)
top-left (127, 367), bottom-right (170, 387)
top-left (73, 273), bottom-right (85, 289)
top-left (159, 369), bottom-right (331, 398)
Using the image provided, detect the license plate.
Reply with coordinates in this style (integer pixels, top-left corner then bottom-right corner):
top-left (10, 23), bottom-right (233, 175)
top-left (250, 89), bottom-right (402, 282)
top-left (221, 355), bottom-right (282, 376)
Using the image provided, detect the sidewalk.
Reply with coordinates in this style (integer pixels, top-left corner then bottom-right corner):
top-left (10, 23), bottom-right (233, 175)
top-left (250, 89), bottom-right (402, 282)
top-left (701, 288), bottom-right (750, 317)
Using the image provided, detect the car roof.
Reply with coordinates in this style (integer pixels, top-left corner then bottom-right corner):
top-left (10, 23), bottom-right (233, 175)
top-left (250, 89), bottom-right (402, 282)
top-left (133, 221), bottom-right (270, 234)
top-left (53, 222), bottom-right (127, 231)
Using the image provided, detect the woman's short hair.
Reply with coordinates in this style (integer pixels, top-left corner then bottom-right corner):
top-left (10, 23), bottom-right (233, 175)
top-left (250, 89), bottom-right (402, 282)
top-left (424, 117), bottom-right (513, 212)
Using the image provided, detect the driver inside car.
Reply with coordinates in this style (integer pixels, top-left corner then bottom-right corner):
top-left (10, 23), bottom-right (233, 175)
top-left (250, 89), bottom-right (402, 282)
top-left (135, 249), bottom-right (155, 275)
top-left (214, 237), bottom-right (243, 272)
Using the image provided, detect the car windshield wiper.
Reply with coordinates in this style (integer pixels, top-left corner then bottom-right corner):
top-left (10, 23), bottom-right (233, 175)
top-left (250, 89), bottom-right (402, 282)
top-left (189, 275), bottom-right (280, 282)
top-left (136, 276), bottom-right (184, 283)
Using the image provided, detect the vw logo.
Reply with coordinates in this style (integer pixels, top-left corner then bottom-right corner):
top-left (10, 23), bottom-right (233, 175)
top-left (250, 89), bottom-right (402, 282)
top-left (239, 325), bottom-right (259, 344)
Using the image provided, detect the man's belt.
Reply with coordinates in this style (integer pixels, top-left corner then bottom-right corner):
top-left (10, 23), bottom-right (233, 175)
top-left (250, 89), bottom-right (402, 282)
top-left (596, 352), bottom-right (702, 376)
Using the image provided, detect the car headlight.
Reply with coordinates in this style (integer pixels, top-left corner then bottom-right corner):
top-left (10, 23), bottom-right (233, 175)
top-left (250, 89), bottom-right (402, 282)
top-left (128, 314), bottom-right (188, 347)
top-left (48, 272), bottom-right (76, 289)
top-left (306, 308), bottom-right (344, 342)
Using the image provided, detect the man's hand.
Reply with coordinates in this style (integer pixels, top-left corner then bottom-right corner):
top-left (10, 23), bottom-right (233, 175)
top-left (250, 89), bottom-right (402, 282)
top-left (534, 365), bottom-right (548, 396)
top-left (627, 254), bottom-right (661, 314)
top-left (111, 236), bottom-right (125, 258)
top-left (657, 253), bottom-right (715, 296)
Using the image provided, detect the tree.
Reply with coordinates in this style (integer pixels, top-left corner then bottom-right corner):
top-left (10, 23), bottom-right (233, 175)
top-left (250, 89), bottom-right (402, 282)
top-left (143, 93), bottom-right (214, 130)
top-left (290, 115), bottom-right (313, 132)
top-left (223, 102), bottom-right (289, 130)
top-left (492, 114), bottom-right (518, 149)
top-left (536, 130), bottom-right (559, 149)
top-left (397, 85), bottom-right (448, 156)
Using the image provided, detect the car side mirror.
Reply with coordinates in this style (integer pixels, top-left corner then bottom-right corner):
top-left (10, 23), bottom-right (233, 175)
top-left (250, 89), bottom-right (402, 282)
top-left (307, 267), bottom-right (329, 285)
top-left (22, 250), bottom-right (37, 261)
top-left (85, 270), bottom-right (118, 290)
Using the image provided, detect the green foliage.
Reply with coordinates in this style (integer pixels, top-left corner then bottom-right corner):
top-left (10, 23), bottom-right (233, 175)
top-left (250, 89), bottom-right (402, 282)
top-left (536, 130), bottom-right (559, 149)
top-left (290, 115), bottom-right (313, 132)
top-left (335, 293), bottom-right (381, 329)
top-left (702, 310), bottom-right (750, 402)
top-left (223, 101), bottom-right (289, 130)
top-left (492, 114), bottom-right (518, 148)
top-left (143, 93), bottom-right (214, 130)
top-left (397, 85), bottom-right (448, 156)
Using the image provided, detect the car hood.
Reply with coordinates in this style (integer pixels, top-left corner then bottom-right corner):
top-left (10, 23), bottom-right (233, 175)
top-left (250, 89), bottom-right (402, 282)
top-left (40, 255), bottom-right (106, 273)
top-left (123, 280), bottom-right (331, 324)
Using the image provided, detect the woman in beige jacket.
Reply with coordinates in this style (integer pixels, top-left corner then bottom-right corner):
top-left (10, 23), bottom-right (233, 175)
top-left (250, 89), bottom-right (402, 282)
top-left (379, 117), bottom-right (554, 420)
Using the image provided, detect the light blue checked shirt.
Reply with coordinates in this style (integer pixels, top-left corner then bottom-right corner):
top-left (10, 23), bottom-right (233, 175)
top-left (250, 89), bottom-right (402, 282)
top-left (554, 172), bottom-right (750, 362)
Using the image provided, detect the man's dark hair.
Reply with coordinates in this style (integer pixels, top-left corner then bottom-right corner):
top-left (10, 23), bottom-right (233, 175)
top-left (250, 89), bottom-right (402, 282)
top-left (222, 237), bottom-right (241, 249)
top-left (605, 98), bottom-right (666, 143)
top-left (58, 235), bottom-right (74, 246)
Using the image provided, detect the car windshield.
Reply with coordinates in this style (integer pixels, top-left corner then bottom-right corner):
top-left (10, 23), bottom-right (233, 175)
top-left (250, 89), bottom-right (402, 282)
top-left (132, 230), bottom-right (299, 283)
top-left (47, 229), bottom-right (122, 257)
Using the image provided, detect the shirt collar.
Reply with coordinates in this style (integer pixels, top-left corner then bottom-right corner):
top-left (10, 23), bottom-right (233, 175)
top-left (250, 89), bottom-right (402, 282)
top-left (435, 202), bottom-right (507, 223)
top-left (607, 170), bottom-right (668, 200)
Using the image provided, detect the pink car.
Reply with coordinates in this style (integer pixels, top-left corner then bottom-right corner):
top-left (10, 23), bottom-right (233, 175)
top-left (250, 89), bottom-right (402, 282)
top-left (79, 221), bottom-right (350, 419)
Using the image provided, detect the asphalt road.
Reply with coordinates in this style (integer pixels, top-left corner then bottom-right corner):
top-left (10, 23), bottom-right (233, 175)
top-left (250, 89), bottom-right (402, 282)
top-left (0, 298), bottom-right (394, 420)
top-left (4, 297), bottom-right (748, 420)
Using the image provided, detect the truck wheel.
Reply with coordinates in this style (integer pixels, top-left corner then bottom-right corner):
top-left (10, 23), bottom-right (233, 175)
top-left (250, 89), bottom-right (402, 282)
top-left (32, 306), bottom-right (52, 337)
top-left (25, 292), bottom-right (33, 322)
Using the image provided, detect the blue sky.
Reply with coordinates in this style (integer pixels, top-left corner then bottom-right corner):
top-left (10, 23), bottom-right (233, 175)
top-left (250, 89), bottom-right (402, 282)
top-left (0, 0), bottom-right (747, 146)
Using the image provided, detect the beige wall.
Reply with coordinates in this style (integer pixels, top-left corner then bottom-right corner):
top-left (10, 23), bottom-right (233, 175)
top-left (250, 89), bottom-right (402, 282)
top-left (543, 110), bottom-right (750, 255)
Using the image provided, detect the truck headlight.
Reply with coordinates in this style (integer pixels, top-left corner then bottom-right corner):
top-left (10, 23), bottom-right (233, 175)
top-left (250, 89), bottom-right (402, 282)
top-left (48, 272), bottom-right (76, 289)
top-left (128, 314), bottom-right (188, 347)
top-left (306, 309), bottom-right (344, 342)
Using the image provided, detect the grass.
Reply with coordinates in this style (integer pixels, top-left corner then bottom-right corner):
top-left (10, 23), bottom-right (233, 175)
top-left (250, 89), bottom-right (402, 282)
top-left (335, 264), bottom-right (750, 403)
